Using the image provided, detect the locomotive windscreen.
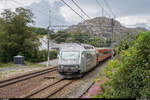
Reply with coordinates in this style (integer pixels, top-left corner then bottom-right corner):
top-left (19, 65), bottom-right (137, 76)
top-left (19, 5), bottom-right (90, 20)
top-left (60, 51), bottom-right (80, 64)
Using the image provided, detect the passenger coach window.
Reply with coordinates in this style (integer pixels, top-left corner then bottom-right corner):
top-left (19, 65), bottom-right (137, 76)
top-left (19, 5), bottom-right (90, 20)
top-left (102, 51), bottom-right (112, 55)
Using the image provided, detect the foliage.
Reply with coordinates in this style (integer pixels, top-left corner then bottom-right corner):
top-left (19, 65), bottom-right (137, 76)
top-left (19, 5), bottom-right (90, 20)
top-left (50, 32), bottom-right (111, 47)
top-left (96, 31), bottom-right (150, 98)
top-left (0, 62), bottom-right (14, 68)
top-left (0, 7), bottom-right (40, 63)
top-left (31, 27), bottom-right (52, 35)
top-left (49, 50), bottom-right (58, 60)
top-left (29, 50), bottom-right (57, 62)
top-left (117, 33), bottom-right (137, 54)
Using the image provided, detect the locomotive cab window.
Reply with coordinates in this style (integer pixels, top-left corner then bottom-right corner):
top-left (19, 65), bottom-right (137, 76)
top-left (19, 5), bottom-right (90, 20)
top-left (60, 51), bottom-right (80, 64)
top-left (61, 51), bottom-right (80, 60)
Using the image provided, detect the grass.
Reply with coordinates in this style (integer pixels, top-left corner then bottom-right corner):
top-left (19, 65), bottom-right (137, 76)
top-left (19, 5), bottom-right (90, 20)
top-left (0, 61), bottom-right (46, 68)
top-left (24, 61), bottom-right (46, 67)
top-left (0, 62), bottom-right (14, 68)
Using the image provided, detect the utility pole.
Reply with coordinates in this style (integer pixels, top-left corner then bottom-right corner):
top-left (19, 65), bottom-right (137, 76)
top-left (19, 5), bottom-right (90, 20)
top-left (111, 18), bottom-right (114, 42)
top-left (47, 9), bottom-right (51, 67)
top-left (111, 18), bottom-right (114, 59)
top-left (102, 8), bottom-right (104, 17)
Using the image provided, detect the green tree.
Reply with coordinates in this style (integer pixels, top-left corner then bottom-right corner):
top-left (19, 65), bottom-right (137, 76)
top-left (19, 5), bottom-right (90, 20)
top-left (31, 27), bottom-right (49, 35)
top-left (0, 7), bottom-right (39, 62)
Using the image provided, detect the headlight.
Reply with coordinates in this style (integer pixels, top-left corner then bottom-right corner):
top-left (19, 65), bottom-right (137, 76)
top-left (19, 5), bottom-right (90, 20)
top-left (76, 66), bottom-right (78, 69)
top-left (60, 66), bottom-right (64, 69)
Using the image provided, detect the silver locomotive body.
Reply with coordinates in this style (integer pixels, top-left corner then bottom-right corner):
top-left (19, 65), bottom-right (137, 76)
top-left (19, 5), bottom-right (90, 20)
top-left (58, 43), bottom-right (97, 78)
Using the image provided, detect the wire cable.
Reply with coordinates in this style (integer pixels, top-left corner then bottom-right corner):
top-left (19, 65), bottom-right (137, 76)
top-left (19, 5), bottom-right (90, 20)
top-left (71, 0), bottom-right (91, 19)
top-left (96, 0), bottom-right (111, 17)
top-left (103, 0), bottom-right (116, 18)
top-left (61, 0), bottom-right (87, 22)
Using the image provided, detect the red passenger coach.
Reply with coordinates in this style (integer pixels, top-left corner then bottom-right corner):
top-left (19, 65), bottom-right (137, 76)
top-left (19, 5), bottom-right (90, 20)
top-left (96, 48), bottom-right (113, 64)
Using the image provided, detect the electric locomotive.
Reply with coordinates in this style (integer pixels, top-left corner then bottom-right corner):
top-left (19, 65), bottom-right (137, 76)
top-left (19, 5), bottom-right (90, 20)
top-left (58, 43), bottom-right (97, 78)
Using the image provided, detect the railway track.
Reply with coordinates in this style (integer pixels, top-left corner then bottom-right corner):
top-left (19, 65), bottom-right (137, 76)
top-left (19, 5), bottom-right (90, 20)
top-left (23, 79), bottom-right (74, 98)
top-left (79, 82), bottom-right (94, 98)
top-left (0, 67), bottom-right (57, 88)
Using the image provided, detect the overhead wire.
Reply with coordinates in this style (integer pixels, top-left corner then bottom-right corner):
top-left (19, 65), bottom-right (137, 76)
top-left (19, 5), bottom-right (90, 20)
top-left (103, 0), bottom-right (116, 18)
top-left (61, 0), bottom-right (107, 28)
top-left (61, 0), bottom-right (87, 22)
top-left (95, 0), bottom-right (112, 34)
top-left (95, 0), bottom-right (111, 17)
top-left (71, 0), bottom-right (91, 19)
top-left (61, 0), bottom-right (95, 36)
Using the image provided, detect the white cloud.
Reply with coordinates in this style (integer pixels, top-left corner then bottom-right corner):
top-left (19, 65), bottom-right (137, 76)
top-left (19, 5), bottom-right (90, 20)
top-left (60, 5), bottom-right (81, 24)
top-left (0, 0), bottom-right (41, 12)
top-left (116, 15), bottom-right (150, 27)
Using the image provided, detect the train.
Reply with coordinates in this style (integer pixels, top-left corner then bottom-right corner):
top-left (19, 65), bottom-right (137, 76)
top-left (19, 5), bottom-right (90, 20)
top-left (57, 43), bottom-right (115, 78)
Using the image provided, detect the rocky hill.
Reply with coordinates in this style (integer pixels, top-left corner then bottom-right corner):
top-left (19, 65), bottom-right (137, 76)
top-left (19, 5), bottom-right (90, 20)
top-left (65, 17), bottom-right (147, 41)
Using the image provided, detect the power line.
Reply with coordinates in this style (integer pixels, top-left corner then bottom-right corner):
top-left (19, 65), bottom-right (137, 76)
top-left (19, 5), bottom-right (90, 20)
top-left (61, 0), bottom-right (96, 36)
top-left (103, 0), bottom-right (116, 18)
top-left (71, 0), bottom-right (91, 19)
top-left (61, 0), bottom-right (87, 22)
top-left (56, 37), bottom-right (102, 39)
top-left (50, 25), bottom-right (112, 27)
top-left (96, 0), bottom-right (104, 17)
top-left (61, 1), bottom-right (101, 29)
top-left (96, 0), bottom-right (111, 17)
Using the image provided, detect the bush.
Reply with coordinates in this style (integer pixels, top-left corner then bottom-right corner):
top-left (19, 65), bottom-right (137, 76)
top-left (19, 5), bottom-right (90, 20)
top-left (97, 31), bottom-right (150, 98)
top-left (49, 50), bottom-right (57, 60)
top-left (29, 50), bottom-right (57, 62)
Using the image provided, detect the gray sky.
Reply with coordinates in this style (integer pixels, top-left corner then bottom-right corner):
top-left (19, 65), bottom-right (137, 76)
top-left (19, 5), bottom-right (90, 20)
top-left (0, 0), bottom-right (150, 29)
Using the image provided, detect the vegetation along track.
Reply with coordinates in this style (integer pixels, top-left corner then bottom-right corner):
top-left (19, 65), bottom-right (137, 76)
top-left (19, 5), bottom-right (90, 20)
top-left (23, 78), bottom-right (75, 98)
top-left (0, 67), bottom-right (57, 88)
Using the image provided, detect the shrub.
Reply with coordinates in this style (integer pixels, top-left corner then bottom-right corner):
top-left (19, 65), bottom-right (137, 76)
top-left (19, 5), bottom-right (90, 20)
top-left (98, 31), bottom-right (150, 98)
top-left (29, 50), bottom-right (58, 62)
top-left (49, 50), bottom-right (57, 60)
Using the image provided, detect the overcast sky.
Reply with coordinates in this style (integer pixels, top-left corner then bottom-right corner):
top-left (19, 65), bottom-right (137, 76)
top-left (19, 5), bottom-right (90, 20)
top-left (0, 0), bottom-right (150, 29)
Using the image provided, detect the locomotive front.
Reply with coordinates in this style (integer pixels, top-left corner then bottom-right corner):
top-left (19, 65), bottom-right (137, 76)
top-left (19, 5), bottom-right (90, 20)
top-left (58, 49), bottom-right (82, 78)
